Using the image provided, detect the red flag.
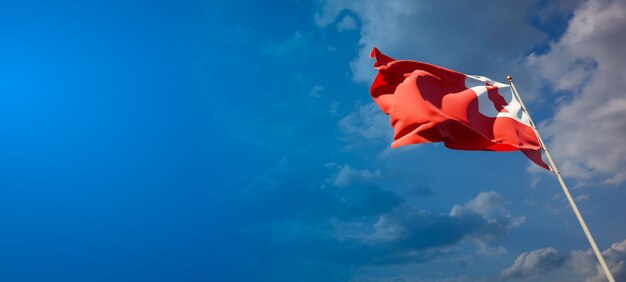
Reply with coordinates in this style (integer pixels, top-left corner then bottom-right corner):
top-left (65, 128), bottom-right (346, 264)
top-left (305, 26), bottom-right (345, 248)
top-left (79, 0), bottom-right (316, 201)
top-left (369, 48), bottom-right (550, 170)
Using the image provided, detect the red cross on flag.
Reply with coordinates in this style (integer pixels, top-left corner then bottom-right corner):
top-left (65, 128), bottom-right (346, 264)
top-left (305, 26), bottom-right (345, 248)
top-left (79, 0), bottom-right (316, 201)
top-left (370, 48), bottom-right (550, 170)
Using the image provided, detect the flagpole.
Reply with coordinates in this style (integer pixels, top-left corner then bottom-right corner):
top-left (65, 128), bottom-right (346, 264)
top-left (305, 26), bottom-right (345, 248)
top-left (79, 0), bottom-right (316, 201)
top-left (506, 75), bottom-right (615, 282)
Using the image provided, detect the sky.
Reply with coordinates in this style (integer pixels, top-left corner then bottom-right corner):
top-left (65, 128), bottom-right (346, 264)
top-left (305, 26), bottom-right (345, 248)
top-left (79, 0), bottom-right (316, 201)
top-left (1, 0), bottom-right (626, 281)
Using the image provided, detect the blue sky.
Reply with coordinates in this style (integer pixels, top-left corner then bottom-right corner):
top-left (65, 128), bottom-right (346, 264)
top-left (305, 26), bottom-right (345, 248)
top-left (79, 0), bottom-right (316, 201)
top-left (1, 1), bottom-right (626, 281)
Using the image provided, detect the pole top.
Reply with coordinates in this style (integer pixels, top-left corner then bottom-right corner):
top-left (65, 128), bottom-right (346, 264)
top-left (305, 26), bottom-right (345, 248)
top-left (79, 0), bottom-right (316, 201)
top-left (506, 75), bottom-right (513, 82)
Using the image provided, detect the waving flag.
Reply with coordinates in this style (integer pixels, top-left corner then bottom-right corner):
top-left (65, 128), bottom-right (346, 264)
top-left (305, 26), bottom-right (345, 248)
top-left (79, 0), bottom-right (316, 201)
top-left (370, 48), bottom-right (550, 170)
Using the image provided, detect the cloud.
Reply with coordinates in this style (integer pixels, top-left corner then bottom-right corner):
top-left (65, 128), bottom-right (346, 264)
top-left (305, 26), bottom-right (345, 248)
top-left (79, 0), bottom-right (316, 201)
top-left (227, 150), bottom-right (529, 280)
top-left (316, 0), bottom-right (546, 83)
top-left (349, 275), bottom-right (476, 282)
top-left (309, 85), bottom-right (324, 97)
top-left (571, 240), bottom-right (626, 282)
top-left (236, 155), bottom-right (399, 225)
top-left (337, 14), bottom-right (358, 31)
top-left (500, 247), bottom-right (567, 279)
top-left (500, 239), bottom-right (626, 281)
top-left (449, 192), bottom-right (525, 251)
top-left (318, 0), bottom-right (626, 185)
top-left (527, 0), bottom-right (626, 184)
top-left (333, 191), bottom-right (524, 263)
top-left (456, 191), bottom-right (509, 218)
top-left (449, 191), bottom-right (524, 229)
top-left (237, 152), bottom-right (524, 269)
top-left (338, 103), bottom-right (392, 144)
top-left (327, 163), bottom-right (382, 187)
top-left (533, 1), bottom-right (586, 26)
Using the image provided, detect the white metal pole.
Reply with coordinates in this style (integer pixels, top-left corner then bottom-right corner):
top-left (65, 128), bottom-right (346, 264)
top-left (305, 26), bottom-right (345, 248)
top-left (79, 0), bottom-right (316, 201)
top-left (506, 75), bottom-right (615, 282)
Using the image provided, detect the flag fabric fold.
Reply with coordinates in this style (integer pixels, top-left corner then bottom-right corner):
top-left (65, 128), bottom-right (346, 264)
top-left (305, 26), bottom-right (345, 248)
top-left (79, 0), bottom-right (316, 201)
top-left (369, 48), bottom-right (550, 170)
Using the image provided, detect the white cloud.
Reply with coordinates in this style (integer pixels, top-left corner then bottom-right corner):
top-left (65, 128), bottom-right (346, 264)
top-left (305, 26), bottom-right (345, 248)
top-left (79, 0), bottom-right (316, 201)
top-left (316, 0), bottom-right (546, 83)
top-left (571, 240), bottom-right (626, 282)
top-left (338, 103), bottom-right (422, 157)
top-left (334, 191), bottom-right (524, 258)
top-left (309, 85), bottom-right (324, 97)
top-left (449, 191), bottom-right (524, 229)
top-left (527, 0), bottom-right (626, 184)
top-left (449, 191), bottom-right (525, 252)
top-left (501, 239), bottom-right (626, 281)
top-left (319, 0), bottom-right (626, 185)
top-left (338, 103), bottom-right (392, 143)
top-left (337, 15), bottom-right (357, 31)
top-left (459, 191), bottom-right (509, 218)
top-left (473, 239), bottom-right (507, 256)
top-left (500, 247), bottom-right (567, 279)
top-left (327, 163), bottom-right (382, 187)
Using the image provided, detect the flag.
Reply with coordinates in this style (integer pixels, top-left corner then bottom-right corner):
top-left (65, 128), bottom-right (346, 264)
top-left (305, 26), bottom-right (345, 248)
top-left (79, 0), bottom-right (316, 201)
top-left (369, 48), bottom-right (550, 170)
